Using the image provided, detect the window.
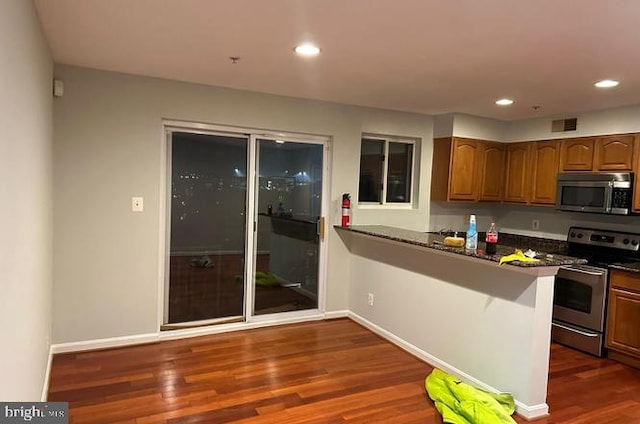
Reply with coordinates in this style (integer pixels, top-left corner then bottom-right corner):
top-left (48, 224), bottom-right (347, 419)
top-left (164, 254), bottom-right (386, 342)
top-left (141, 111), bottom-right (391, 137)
top-left (358, 135), bottom-right (415, 204)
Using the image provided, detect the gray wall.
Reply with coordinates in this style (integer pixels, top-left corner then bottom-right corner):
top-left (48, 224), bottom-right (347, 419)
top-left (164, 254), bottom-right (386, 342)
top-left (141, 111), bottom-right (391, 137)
top-left (505, 104), bottom-right (640, 142)
top-left (52, 65), bottom-right (433, 343)
top-left (0, 0), bottom-right (53, 400)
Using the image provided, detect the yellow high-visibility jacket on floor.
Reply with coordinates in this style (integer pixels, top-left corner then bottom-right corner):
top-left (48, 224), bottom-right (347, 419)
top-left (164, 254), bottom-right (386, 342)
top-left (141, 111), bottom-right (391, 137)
top-left (425, 369), bottom-right (517, 424)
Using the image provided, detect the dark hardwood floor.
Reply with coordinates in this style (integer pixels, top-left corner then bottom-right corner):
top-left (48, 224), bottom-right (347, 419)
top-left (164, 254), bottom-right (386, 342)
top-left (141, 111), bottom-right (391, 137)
top-left (48, 319), bottom-right (640, 423)
top-left (168, 253), bottom-right (315, 323)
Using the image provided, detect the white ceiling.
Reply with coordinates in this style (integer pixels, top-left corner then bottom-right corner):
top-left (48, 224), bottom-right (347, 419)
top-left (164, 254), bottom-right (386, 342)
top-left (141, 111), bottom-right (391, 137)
top-left (34, 0), bottom-right (640, 121)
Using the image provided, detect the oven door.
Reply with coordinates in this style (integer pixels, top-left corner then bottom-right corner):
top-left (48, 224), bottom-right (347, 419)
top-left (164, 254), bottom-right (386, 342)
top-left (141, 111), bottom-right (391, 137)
top-left (553, 264), bottom-right (608, 331)
top-left (556, 181), bottom-right (612, 213)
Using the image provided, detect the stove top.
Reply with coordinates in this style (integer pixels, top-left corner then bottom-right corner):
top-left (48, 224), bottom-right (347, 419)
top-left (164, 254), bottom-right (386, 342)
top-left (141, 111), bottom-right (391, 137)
top-left (566, 226), bottom-right (640, 267)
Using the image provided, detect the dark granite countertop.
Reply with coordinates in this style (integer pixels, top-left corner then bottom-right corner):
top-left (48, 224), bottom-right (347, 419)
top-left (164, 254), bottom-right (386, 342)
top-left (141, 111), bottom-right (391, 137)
top-left (335, 225), bottom-right (587, 268)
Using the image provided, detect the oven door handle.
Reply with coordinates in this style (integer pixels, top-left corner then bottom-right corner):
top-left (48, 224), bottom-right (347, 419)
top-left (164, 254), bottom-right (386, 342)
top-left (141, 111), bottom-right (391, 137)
top-left (560, 266), bottom-right (605, 276)
top-left (552, 322), bottom-right (600, 337)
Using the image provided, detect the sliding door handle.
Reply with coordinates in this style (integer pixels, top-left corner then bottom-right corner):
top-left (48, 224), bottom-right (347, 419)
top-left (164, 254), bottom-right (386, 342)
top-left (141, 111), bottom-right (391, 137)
top-left (317, 217), bottom-right (325, 241)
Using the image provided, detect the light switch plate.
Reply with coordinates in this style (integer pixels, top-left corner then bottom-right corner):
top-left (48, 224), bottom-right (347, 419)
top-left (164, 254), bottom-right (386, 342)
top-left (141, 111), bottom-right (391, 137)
top-left (132, 197), bottom-right (144, 212)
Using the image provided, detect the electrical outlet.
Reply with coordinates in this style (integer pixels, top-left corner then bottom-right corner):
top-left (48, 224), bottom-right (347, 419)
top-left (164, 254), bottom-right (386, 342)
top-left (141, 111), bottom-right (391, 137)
top-left (532, 219), bottom-right (540, 230)
top-left (367, 293), bottom-right (375, 307)
top-left (132, 196), bottom-right (144, 212)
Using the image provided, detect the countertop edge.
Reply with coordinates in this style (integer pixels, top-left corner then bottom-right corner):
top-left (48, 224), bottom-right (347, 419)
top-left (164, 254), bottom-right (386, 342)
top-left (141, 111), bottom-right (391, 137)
top-left (335, 225), bottom-right (586, 275)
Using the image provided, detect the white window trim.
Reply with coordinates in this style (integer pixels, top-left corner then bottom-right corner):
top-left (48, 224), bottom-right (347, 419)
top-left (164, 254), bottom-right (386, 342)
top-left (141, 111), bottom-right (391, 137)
top-left (358, 135), bottom-right (418, 208)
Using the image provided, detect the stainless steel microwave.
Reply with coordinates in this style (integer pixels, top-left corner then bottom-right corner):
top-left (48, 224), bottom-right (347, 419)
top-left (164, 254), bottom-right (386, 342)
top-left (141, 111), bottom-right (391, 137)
top-left (556, 172), bottom-right (633, 215)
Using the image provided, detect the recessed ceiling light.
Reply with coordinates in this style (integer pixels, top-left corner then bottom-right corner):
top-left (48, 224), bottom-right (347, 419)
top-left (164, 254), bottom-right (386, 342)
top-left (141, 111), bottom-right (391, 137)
top-left (294, 43), bottom-right (321, 56)
top-left (594, 79), bottom-right (619, 88)
top-left (495, 98), bottom-right (514, 106)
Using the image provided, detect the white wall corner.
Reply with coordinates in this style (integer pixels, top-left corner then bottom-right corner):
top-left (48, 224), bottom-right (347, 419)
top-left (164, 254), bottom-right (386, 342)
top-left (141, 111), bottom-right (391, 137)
top-left (433, 114), bottom-right (455, 138)
top-left (41, 345), bottom-right (54, 401)
top-left (452, 113), bottom-right (508, 142)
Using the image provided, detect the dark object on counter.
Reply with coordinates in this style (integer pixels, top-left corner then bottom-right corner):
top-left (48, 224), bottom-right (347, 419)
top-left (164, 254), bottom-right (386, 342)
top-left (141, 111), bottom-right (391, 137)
top-left (267, 203), bottom-right (272, 215)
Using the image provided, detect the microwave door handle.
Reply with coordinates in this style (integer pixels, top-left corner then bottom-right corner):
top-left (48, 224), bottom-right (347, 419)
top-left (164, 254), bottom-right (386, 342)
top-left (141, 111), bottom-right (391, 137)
top-left (605, 182), bottom-right (613, 213)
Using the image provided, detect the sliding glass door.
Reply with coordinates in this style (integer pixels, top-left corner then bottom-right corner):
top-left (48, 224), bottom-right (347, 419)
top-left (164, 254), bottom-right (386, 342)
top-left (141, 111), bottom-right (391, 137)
top-left (164, 125), bottom-right (326, 327)
top-left (166, 131), bottom-right (248, 325)
top-left (253, 138), bottom-right (323, 315)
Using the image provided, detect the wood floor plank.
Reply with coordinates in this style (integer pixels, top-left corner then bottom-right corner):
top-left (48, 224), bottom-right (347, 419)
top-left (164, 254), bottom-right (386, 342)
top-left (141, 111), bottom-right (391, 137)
top-left (47, 318), bottom-right (640, 423)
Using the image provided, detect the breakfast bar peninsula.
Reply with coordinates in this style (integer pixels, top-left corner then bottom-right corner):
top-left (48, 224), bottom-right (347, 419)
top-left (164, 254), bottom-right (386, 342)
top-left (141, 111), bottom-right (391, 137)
top-left (335, 225), bottom-right (586, 420)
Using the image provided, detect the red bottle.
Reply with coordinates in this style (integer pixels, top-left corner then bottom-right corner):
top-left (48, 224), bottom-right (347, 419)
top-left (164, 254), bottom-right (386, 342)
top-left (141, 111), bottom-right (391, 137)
top-left (485, 222), bottom-right (498, 254)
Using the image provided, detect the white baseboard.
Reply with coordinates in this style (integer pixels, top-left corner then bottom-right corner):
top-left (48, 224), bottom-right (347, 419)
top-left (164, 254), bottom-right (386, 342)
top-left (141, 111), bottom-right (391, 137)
top-left (50, 314), bottom-right (330, 351)
top-left (347, 312), bottom-right (549, 421)
top-left (515, 402), bottom-right (550, 420)
top-left (51, 333), bottom-right (160, 354)
top-left (324, 310), bottom-right (349, 319)
top-left (159, 313), bottom-right (326, 341)
top-left (41, 344), bottom-right (53, 401)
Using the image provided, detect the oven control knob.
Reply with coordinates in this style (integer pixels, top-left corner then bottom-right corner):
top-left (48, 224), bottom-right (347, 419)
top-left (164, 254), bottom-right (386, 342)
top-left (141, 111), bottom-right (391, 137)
top-left (632, 240), bottom-right (639, 247)
top-left (570, 232), bottom-right (576, 238)
top-left (624, 238), bottom-right (630, 245)
top-left (577, 233), bottom-right (583, 239)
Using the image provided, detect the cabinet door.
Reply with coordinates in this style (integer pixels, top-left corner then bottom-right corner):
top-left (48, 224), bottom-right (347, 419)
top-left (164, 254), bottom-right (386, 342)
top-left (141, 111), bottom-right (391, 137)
top-left (503, 142), bottom-right (530, 203)
top-left (561, 138), bottom-right (595, 171)
top-left (530, 140), bottom-right (560, 205)
top-left (594, 135), bottom-right (635, 171)
top-left (607, 288), bottom-right (640, 356)
top-left (448, 138), bottom-right (480, 201)
top-left (478, 142), bottom-right (505, 201)
top-left (606, 270), bottom-right (640, 357)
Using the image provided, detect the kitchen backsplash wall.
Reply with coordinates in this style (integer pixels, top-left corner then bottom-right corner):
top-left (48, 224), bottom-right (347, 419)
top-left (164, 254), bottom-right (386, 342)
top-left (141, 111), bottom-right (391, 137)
top-left (430, 201), bottom-right (640, 239)
top-left (429, 202), bottom-right (498, 234)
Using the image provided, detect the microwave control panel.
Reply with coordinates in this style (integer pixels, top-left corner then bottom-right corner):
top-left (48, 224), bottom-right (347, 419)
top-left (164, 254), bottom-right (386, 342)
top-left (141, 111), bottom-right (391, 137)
top-left (612, 188), bottom-right (631, 209)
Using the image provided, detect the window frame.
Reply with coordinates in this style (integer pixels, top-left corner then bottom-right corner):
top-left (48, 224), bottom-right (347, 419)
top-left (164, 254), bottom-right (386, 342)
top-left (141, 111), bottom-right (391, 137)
top-left (357, 134), bottom-right (417, 208)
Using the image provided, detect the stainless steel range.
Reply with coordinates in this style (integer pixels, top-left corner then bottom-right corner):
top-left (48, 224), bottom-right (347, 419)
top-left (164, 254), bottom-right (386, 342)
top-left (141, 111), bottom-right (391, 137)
top-left (552, 226), bottom-right (640, 357)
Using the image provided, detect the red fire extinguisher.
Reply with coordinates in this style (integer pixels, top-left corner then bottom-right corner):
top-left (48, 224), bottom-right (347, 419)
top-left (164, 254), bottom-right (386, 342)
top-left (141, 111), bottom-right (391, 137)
top-left (341, 193), bottom-right (351, 227)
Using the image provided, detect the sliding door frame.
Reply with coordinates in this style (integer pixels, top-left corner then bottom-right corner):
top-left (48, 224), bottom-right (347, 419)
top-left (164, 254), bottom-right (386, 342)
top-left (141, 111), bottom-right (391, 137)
top-left (158, 119), bottom-right (330, 330)
top-left (248, 134), bottom-right (330, 322)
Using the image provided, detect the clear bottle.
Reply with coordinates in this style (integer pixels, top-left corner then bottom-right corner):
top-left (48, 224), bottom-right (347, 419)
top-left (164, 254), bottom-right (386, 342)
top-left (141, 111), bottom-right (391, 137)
top-left (485, 222), bottom-right (498, 255)
top-left (465, 214), bottom-right (478, 253)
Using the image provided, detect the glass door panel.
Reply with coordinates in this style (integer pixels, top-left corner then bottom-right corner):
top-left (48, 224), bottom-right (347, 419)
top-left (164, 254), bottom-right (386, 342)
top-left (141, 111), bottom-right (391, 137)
top-left (254, 139), bottom-right (323, 315)
top-left (167, 131), bottom-right (248, 324)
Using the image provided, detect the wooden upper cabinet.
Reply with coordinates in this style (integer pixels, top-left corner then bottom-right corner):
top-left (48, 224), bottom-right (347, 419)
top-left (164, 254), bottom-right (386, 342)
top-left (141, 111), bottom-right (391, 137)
top-left (448, 138), bottom-right (481, 201)
top-left (530, 140), bottom-right (561, 205)
top-left (478, 142), bottom-right (506, 201)
top-left (561, 137), bottom-right (595, 171)
top-left (503, 142), bottom-right (530, 203)
top-left (594, 135), bottom-right (635, 171)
